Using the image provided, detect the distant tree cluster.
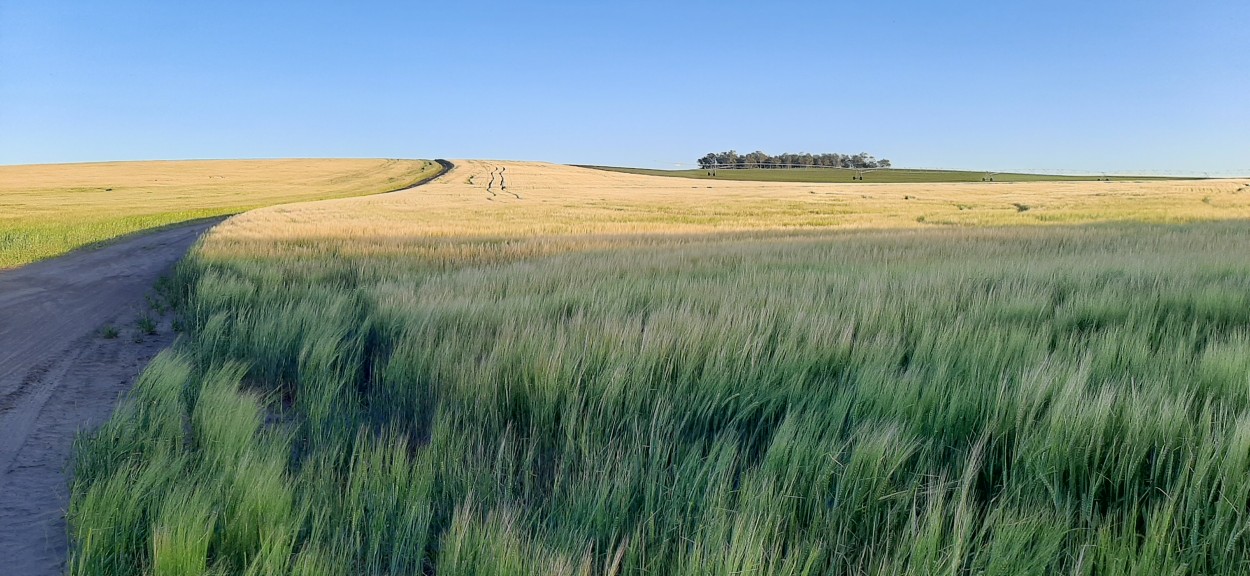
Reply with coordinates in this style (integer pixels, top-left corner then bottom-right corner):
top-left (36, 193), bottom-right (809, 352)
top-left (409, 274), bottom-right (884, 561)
top-left (697, 150), bottom-right (891, 170)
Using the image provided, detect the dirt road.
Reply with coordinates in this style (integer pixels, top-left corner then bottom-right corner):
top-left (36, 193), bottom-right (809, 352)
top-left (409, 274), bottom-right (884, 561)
top-left (0, 220), bottom-right (220, 575)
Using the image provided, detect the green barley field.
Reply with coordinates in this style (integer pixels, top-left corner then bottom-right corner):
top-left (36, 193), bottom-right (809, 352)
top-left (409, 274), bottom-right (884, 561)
top-left (69, 162), bottom-right (1250, 575)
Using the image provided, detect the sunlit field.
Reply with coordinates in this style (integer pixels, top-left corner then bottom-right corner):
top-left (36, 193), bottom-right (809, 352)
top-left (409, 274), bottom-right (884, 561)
top-left (0, 159), bottom-right (443, 268)
top-left (194, 162), bottom-right (1248, 247)
top-left (586, 165), bottom-right (1186, 184)
top-left (70, 161), bottom-right (1250, 574)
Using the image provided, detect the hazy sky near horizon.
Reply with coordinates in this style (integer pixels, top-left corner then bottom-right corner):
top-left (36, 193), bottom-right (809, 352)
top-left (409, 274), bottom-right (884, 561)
top-left (1, 1), bottom-right (1247, 174)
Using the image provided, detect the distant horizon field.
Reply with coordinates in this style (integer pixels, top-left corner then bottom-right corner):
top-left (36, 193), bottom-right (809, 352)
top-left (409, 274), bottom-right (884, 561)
top-left (581, 164), bottom-right (1191, 184)
top-left (0, 159), bottom-right (444, 269)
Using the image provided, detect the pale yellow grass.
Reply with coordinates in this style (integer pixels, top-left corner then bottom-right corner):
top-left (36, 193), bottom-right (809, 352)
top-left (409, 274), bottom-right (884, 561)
top-left (203, 160), bottom-right (1249, 263)
top-left (0, 158), bottom-right (441, 268)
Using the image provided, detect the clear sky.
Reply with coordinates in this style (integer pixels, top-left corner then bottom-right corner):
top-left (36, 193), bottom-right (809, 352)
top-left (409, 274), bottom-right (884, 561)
top-left (1, 1), bottom-right (1247, 174)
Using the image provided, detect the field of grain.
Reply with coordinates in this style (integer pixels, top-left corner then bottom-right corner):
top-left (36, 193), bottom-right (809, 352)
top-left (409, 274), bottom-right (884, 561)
top-left (586, 165), bottom-right (1184, 184)
top-left (204, 161), bottom-right (1246, 247)
top-left (70, 161), bottom-right (1250, 575)
top-left (0, 159), bottom-right (443, 269)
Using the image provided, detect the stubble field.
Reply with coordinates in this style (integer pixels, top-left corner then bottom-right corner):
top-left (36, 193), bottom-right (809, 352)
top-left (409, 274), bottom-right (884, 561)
top-left (68, 161), bottom-right (1250, 575)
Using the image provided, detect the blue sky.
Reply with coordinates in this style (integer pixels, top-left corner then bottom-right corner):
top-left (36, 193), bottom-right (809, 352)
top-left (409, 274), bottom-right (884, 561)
top-left (1, 1), bottom-right (1247, 174)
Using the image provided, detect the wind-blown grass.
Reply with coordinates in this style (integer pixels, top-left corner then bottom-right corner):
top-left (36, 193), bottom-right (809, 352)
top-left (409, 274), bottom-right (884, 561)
top-left (69, 162), bottom-right (1250, 574)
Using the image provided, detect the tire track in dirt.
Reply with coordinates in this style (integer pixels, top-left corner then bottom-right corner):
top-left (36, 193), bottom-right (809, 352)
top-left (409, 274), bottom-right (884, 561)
top-left (486, 166), bottom-right (499, 200)
top-left (499, 166), bottom-right (521, 199)
top-left (480, 164), bottom-right (520, 200)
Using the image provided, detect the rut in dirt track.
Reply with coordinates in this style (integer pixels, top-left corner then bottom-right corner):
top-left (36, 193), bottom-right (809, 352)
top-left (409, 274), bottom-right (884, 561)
top-left (0, 220), bottom-right (220, 576)
top-left (482, 164), bottom-right (521, 200)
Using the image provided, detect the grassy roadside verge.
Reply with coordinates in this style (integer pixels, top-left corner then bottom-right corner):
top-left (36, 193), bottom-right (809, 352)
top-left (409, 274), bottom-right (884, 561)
top-left (68, 194), bottom-right (1250, 573)
top-left (0, 159), bottom-right (444, 269)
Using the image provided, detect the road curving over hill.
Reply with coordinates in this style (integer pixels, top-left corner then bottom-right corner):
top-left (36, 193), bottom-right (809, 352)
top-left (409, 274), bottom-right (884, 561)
top-left (0, 159), bottom-right (453, 575)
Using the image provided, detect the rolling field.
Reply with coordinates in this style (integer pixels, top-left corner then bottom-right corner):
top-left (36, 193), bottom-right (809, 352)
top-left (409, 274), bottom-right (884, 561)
top-left (173, 162), bottom-right (1247, 242)
top-left (68, 162), bottom-right (1250, 574)
top-left (0, 159), bottom-right (444, 269)
top-left (585, 165), bottom-right (1184, 184)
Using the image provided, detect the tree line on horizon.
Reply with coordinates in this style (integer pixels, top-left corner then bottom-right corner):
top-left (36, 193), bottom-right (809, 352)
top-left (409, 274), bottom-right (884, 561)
top-left (697, 150), bottom-right (891, 170)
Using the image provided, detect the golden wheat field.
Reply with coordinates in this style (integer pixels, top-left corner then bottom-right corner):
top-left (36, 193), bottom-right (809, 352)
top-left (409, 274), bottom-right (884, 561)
top-left (205, 160), bottom-right (1247, 259)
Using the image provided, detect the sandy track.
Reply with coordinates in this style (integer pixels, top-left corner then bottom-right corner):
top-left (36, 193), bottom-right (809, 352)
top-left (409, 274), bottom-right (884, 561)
top-left (0, 220), bottom-right (220, 575)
